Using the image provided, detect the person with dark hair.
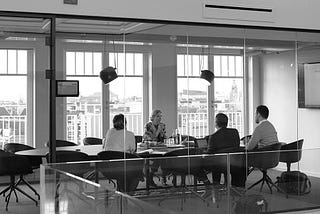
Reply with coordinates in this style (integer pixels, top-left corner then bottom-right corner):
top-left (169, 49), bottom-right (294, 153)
top-left (206, 113), bottom-right (243, 186)
top-left (246, 105), bottom-right (278, 151)
top-left (102, 114), bottom-right (136, 153)
top-left (207, 113), bottom-right (240, 154)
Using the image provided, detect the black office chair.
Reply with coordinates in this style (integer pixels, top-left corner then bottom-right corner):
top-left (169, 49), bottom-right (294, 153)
top-left (279, 139), bottom-right (304, 171)
top-left (159, 148), bottom-right (208, 210)
top-left (83, 137), bottom-right (103, 145)
top-left (45, 151), bottom-right (91, 206)
top-left (45, 140), bottom-right (77, 147)
top-left (97, 151), bottom-right (144, 193)
top-left (0, 149), bottom-right (37, 211)
top-left (4, 143), bottom-right (41, 200)
top-left (204, 146), bottom-right (246, 188)
top-left (134, 135), bottom-right (143, 152)
top-left (45, 150), bottom-right (89, 175)
top-left (247, 143), bottom-right (287, 196)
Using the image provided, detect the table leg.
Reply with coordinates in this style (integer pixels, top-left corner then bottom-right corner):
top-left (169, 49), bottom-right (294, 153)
top-left (145, 159), bottom-right (150, 193)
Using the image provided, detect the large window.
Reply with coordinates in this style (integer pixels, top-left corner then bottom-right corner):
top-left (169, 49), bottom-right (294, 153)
top-left (177, 53), bottom-right (244, 137)
top-left (213, 55), bottom-right (244, 136)
top-left (65, 51), bottom-right (102, 144)
top-left (0, 49), bottom-right (29, 145)
top-left (177, 54), bottom-right (209, 138)
top-left (109, 52), bottom-right (144, 135)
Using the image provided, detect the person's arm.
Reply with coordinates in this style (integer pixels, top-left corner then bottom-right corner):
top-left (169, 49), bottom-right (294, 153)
top-left (102, 130), bottom-right (111, 150)
top-left (143, 123), bottom-right (153, 141)
top-left (206, 134), bottom-right (215, 154)
top-left (246, 127), bottom-right (261, 151)
top-left (234, 129), bottom-right (240, 147)
top-left (158, 123), bottom-right (167, 141)
top-left (128, 133), bottom-right (136, 154)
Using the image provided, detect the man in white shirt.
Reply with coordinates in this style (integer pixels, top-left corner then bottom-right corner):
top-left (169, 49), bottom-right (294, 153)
top-left (246, 105), bottom-right (278, 151)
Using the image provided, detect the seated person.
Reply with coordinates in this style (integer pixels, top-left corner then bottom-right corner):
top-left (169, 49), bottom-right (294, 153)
top-left (143, 109), bottom-right (167, 186)
top-left (102, 114), bottom-right (140, 192)
top-left (205, 113), bottom-right (245, 188)
top-left (103, 114), bottom-right (136, 153)
top-left (143, 109), bottom-right (167, 142)
top-left (246, 105), bottom-right (278, 151)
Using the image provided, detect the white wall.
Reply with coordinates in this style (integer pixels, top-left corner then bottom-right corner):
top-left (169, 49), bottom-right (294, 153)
top-left (151, 43), bottom-right (177, 136)
top-left (260, 49), bottom-right (320, 176)
top-left (2, 0), bottom-right (320, 30)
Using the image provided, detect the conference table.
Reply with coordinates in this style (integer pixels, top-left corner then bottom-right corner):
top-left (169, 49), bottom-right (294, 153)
top-left (15, 144), bottom-right (189, 192)
top-left (15, 144), bottom-right (187, 158)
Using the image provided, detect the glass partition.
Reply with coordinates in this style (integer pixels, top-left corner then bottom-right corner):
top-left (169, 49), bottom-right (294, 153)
top-left (0, 15), bottom-right (51, 148)
top-left (41, 149), bottom-right (320, 214)
top-left (2, 10), bottom-right (320, 214)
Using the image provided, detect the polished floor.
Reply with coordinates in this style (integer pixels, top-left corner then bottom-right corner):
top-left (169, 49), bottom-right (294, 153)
top-left (0, 169), bottom-right (319, 213)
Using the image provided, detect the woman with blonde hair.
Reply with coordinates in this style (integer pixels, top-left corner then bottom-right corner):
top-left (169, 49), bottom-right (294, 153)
top-left (143, 109), bottom-right (167, 186)
top-left (143, 109), bottom-right (167, 142)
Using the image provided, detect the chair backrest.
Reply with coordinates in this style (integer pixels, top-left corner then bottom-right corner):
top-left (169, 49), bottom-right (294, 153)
top-left (4, 143), bottom-right (42, 169)
top-left (162, 148), bottom-right (203, 175)
top-left (83, 137), bottom-right (102, 145)
top-left (134, 135), bottom-right (142, 144)
top-left (279, 139), bottom-right (303, 164)
top-left (97, 151), bottom-right (143, 182)
top-left (0, 149), bottom-right (32, 176)
top-left (248, 143), bottom-right (282, 170)
top-left (45, 151), bottom-right (90, 176)
top-left (46, 150), bottom-right (89, 163)
top-left (45, 140), bottom-right (77, 147)
top-left (134, 135), bottom-right (143, 152)
top-left (4, 143), bottom-right (34, 153)
top-left (196, 138), bottom-right (208, 149)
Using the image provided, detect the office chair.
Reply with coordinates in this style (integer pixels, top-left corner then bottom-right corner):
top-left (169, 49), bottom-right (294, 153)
top-left (134, 135), bottom-right (143, 152)
top-left (97, 151), bottom-right (144, 193)
top-left (4, 143), bottom-right (41, 200)
top-left (0, 149), bottom-right (37, 211)
top-left (83, 137), bottom-right (103, 145)
top-left (247, 143), bottom-right (287, 196)
top-left (45, 151), bottom-right (91, 207)
top-left (279, 139), bottom-right (303, 171)
top-left (159, 148), bottom-right (209, 210)
top-left (45, 140), bottom-right (77, 147)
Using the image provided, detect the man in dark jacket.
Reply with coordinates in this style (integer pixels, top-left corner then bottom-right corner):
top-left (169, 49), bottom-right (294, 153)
top-left (206, 113), bottom-right (246, 187)
top-left (207, 113), bottom-right (240, 154)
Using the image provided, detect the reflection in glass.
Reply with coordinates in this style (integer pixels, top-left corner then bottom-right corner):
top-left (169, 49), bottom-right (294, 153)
top-left (214, 78), bottom-right (244, 136)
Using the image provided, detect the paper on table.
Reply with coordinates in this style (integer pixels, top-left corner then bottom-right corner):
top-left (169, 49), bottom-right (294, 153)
top-left (137, 148), bottom-right (153, 154)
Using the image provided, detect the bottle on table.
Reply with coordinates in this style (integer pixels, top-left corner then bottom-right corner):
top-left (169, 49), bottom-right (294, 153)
top-left (174, 129), bottom-right (181, 144)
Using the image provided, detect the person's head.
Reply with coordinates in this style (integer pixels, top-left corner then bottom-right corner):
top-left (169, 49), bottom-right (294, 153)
top-left (113, 114), bottom-right (127, 130)
top-left (255, 105), bottom-right (269, 123)
top-left (150, 109), bottom-right (162, 125)
top-left (215, 113), bottom-right (228, 128)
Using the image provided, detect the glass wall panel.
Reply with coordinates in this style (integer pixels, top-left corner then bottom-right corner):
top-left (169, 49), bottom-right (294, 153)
top-left (65, 49), bottom-right (103, 144)
top-left (0, 16), bottom-right (50, 147)
top-left (3, 11), bottom-right (320, 213)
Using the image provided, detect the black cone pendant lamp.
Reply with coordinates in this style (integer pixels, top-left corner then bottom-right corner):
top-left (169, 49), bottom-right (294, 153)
top-left (100, 66), bottom-right (118, 84)
top-left (200, 46), bottom-right (214, 84)
top-left (200, 69), bottom-right (214, 84)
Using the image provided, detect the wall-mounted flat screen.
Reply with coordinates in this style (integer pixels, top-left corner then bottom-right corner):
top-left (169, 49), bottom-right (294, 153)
top-left (298, 63), bottom-right (320, 108)
top-left (56, 80), bottom-right (79, 97)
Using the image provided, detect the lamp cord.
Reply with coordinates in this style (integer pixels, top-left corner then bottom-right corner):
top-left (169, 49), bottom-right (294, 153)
top-left (112, 36), bottom-right (117, 70)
